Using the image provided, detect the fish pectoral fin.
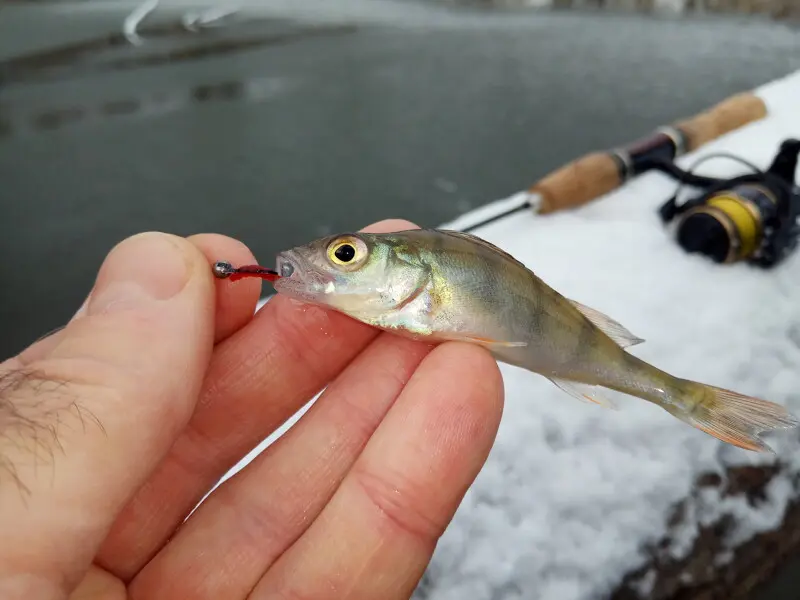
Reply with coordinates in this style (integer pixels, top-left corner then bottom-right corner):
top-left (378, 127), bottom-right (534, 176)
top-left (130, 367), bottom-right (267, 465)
top-left (439, 333), bottom-right (528, 349)
top-left (547, 377), bottom-right (619, 411)
top-left (568, 299), bottom-right (645, 349)
top-left (465, 335), bottom-right (528, 348)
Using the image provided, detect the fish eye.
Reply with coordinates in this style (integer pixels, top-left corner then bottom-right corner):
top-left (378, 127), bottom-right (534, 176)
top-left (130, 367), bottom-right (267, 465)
top-left (335, 243), bottom-right (355, 263)
top-left (327, 235), bottom-right (368, 268)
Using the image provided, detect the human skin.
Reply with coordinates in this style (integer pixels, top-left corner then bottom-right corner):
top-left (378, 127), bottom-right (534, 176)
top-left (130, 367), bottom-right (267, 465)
top-left (0, 219), bottom-right (504, 600)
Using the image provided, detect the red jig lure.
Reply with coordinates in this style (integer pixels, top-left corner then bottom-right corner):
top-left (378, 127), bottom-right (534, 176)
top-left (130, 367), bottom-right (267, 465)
top-left (212, 261), bottom-right (281, 283)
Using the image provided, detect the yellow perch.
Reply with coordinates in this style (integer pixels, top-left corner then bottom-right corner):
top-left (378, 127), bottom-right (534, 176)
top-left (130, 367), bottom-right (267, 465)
top-left (272, 228), bottom-right (799, 452)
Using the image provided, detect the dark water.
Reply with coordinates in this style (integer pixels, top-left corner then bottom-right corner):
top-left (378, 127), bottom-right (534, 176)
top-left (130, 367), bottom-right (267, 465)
top-left (1, 3), bottom-right (798, 364)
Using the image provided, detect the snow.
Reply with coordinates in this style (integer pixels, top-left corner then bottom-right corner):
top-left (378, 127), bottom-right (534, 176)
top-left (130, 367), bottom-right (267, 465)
top-left (420, 68), bottom-right (800, 599)
top-left (231, 68), bottom-right (800, 598)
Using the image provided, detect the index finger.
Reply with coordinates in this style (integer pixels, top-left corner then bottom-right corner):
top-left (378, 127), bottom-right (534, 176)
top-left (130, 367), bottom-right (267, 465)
top-left (96, 219), bottom-right (421, 580)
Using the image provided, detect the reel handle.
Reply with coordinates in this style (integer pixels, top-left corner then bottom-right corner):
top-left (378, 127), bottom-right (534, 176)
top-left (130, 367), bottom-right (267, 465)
top-left (531, 92), bottom-right (768, 215)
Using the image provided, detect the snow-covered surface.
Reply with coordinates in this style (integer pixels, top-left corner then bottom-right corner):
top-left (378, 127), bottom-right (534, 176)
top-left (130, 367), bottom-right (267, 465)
top-left (230, 68), bottom-right (800, 599)
top-left (424, 68), bottom-right (800, 599)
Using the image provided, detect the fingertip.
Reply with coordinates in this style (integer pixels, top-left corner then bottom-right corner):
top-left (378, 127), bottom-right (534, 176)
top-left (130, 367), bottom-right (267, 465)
top-left (58, 230), bottom-right (217, 364)
top-left (85, 232), bottom-right (212, 316)
top-left (187, 233), bottom-right (262, 343)
top-left (186, 233), bottom-right (253, 258)
top-left (360, 219), bottom-right (420, 233)
top-left (16, 233), bottom-right (212, 365)
top-left (113, 231), bottom-right (219, 296)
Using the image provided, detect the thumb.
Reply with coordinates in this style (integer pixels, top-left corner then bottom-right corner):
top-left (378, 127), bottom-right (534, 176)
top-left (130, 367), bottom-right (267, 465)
top-left (0, 232), bottom-right (215, 599)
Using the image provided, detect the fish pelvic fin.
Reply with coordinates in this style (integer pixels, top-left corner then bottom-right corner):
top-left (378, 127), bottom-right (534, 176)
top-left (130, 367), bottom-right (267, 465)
top-left (568, 299), bottom-right (645, 349)
top-left (664, 380), bottom-right (800, 453)
top-left (548, 377), bottom-right (619, 411)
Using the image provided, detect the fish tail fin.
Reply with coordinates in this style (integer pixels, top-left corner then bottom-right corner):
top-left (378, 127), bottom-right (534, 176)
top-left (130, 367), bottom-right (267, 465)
top-left (664, 379), bottom-right (799, 453)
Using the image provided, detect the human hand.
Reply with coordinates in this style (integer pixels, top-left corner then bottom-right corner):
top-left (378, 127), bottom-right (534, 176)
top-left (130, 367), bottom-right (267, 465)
top-left (0, 220), bottom-right (504, 600)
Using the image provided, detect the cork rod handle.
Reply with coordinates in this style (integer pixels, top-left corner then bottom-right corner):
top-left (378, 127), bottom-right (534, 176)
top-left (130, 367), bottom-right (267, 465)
top-left (674, 92), bottom-right (767, 152)
top-left (531, 92), bottom-right (768, 215)
top-left (531, 152), bottom-right (621, 215)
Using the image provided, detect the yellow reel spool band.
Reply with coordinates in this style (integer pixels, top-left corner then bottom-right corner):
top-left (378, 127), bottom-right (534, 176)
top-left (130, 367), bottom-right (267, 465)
top-left (705, 194), bottom-right (761, 260)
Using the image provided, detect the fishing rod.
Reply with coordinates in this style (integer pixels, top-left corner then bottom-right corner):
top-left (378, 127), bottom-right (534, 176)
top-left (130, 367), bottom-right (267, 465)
top-left (458, 91), bottom-right (768, 232)
top-left (457, 89), bottom-right (800, 270)
top-left (215, 89), bottom-right (777, 297)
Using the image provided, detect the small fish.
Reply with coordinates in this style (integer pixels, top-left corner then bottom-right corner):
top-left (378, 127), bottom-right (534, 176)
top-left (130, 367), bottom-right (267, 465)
top-left (272, 228), bottom-right (799, 453)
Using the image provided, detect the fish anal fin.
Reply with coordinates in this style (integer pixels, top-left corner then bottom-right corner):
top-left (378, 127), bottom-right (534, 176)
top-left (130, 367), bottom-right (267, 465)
top-left (569, 299), bottom-right (645, 349)
top-left (548, 377), bottom-right (619, 411)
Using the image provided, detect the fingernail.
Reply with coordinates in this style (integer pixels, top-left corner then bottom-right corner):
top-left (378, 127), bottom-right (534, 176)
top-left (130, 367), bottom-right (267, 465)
top-left (88, 233), bottom-right (190, 315)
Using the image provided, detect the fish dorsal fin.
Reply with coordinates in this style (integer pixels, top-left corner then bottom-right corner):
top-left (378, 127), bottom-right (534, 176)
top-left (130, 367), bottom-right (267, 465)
top-left (547, 377), bottom-right (619, 410)
top-left (568, 299), bottom-right (645, 348)
top-left (433, 229), bottom-right (530, 271)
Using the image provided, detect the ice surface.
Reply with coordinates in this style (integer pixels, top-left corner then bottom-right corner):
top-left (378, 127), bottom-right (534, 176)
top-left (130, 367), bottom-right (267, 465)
top-left (219, 68), bottom-right (800, 599)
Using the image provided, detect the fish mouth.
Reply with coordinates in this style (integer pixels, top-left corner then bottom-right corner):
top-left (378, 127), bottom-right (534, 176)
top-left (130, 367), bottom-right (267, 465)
top-left (274, 250), bottom-right (333, 291)
top-left (276, 252), bottom-right (297, 279)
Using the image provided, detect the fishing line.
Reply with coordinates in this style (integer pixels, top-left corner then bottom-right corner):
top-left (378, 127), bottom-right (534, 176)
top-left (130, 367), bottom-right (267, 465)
top-left (460, 199), bottom-right (534, 233)
top-left (658, 151), bottom-right (765, 217)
